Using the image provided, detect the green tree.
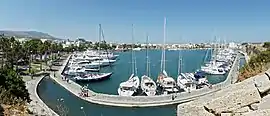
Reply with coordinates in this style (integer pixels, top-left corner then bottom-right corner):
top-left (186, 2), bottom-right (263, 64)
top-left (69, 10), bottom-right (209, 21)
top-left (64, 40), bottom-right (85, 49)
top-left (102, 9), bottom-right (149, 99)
top-left (0, 68), bottom-right (31, 104)
top-left (263, 42), bottom-right (270, 50)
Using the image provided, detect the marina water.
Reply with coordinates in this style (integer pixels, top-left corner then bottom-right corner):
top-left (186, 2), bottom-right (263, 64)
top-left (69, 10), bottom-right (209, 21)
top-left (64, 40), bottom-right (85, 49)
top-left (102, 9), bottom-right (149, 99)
top-left (38, 49), bottom-right (245, 116)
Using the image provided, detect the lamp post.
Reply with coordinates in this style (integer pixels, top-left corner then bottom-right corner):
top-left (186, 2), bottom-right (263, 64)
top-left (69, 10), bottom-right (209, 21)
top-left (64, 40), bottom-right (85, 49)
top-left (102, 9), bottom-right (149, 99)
top-left (29, 50), bottom-right (33, 79)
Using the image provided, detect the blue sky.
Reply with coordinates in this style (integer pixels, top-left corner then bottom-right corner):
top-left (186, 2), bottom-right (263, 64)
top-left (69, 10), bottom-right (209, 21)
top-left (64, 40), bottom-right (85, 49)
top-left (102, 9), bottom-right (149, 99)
top-left (0, 0), bottom-right (269, 43)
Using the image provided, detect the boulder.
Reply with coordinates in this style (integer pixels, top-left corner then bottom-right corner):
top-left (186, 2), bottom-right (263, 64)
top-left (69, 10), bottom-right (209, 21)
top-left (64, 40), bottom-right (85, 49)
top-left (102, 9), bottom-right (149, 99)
top-left (266, 69), bottom-right (270, 78)
top-left (221, 113), bottom-right (232, 116)
top-left (252, 74), bottom-right (270, 94)
top-left (258, 94), bottom-right (270, 110)
top-left (250, 103), bottom-right (259, 110)
top-left (234, 106), bottom-right (251, 113)
top-left (204, 83), bottom-right (261, 114)
top-left (242, 109), bottom-right (270, 116)
top-left (177, 103), bottom-right (214, 116)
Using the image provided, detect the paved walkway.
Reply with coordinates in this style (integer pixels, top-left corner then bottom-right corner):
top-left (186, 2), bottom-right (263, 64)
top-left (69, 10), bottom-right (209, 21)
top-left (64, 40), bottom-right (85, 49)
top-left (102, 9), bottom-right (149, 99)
top-left (24, 74), bottom-right (58, 116)
top-left (46, 53), bottom-right (242, 107)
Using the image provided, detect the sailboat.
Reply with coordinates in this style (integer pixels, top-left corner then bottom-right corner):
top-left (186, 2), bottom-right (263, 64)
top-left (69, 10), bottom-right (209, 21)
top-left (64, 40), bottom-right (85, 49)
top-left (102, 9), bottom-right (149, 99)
top-left (176, 50), bottom-right (197, 92)
top-left (74, 24), bottom-right (113, 82)
top-left (200, 37), bottom-right (226, 75)
top-left (118, 24), bottom-right (140, 96)
top-left (141, 34), bottom-right (157, 96)
top-left (156, 17), bottom-right (179, 94)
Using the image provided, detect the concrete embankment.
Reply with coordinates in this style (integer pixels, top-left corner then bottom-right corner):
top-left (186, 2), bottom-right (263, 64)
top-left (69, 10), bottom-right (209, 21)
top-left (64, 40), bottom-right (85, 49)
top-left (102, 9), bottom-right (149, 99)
top-left (46, 53), bottom-right (241, 107)
top-left (177, 68), bottom-right (270, 116)
top-left (24, 73), bottom-right (59, 116)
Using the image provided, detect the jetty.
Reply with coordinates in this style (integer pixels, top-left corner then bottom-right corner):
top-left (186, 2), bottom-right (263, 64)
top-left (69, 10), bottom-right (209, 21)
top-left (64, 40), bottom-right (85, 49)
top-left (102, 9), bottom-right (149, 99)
top-left (45, 51), bottom-right (242, 107)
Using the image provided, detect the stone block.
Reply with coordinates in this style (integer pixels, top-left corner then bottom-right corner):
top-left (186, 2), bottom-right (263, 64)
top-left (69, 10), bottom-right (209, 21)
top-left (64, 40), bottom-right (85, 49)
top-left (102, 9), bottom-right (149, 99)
top-left (266, 69), bottom-right (270, 78)
top-left (253, 74), bottom-right (270, 94)
top-left (204, 83), bottom-right (261, 114)
top-left (258, 94), bottom-right (270, 110)
top-left (250, 103), bottom-right (259, 110)
top-left (234, 106), bottom-right (250, 113)
top-left (221, 113), bottom-right (232, 116)
top-left (242, 109), bottom-right (270, 116)
top-left (177, 103), bottom-right (214, 116)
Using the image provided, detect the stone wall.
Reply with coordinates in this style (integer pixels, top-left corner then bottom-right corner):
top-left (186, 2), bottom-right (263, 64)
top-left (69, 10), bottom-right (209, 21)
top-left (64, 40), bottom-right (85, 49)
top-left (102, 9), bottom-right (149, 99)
top-left (177, 68), bottom-right (270, 116)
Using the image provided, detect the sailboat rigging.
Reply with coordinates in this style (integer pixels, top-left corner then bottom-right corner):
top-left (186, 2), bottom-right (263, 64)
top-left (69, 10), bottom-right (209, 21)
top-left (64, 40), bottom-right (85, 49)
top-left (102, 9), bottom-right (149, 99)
top-left (117, 24), bottom-right (140, 96)
top-left (157, 17), bottom-right (179, 94)
top-left (73, 24), bottom-right (113, 82)
top-left (141, 33), bottom-right (157, 96)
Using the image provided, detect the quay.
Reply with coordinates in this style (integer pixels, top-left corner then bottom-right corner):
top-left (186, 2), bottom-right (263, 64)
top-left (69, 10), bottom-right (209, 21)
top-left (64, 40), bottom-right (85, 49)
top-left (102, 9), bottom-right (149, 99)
top-left (24, 73), bottom-right (59, 116)
top-left (47, 52), bottom-right (241, 107)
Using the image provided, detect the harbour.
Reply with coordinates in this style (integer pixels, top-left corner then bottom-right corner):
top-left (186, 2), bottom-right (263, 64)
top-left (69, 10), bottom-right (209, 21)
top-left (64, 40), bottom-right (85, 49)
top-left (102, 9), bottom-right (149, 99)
top-left (37, 49), bottom-right (246, 115)
top-left (1, 1), bottom-right (269, 116)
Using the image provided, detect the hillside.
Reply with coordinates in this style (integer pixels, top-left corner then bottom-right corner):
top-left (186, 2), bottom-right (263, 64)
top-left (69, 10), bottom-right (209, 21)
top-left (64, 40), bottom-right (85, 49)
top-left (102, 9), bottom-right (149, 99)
top-left (0, 31), bottom-right (62, 40)
top-left (238, 42), bottom-right (270, 81)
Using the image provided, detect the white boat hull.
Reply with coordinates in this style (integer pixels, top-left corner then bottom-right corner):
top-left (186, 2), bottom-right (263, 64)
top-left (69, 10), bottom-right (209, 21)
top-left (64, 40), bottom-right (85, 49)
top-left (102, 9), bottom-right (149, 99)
top-left (141, 75), bottom-right (157, 96)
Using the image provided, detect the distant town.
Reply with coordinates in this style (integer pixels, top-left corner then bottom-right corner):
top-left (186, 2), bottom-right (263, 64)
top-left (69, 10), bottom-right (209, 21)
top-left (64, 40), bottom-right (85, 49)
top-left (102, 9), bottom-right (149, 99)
top-left (14, 36), bottom-right (246, 51)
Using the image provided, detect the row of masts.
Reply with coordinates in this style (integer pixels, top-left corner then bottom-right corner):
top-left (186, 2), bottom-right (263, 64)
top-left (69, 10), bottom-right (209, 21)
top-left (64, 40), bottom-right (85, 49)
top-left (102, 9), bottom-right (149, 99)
top-left (131, 17), bottom-right (185, 78)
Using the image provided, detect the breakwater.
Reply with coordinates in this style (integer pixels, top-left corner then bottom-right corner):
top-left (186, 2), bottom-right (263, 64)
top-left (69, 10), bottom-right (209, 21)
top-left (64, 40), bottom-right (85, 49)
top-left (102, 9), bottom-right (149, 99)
top-left (47, 52), bottom-right (241, 107)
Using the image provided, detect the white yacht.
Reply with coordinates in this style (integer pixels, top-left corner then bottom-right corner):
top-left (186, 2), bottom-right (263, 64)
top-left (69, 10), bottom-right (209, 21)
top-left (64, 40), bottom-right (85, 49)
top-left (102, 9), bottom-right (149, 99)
top-left (159, 77), bottom-right (179, 93)
top-left (156, 17), bottom-right (178, 94)
top-left (140, 34), bottom-right (157, 96)
top-left (65, 65), bottom-right (85, 76)
top-left (84, 50), bottom-right (119, 60)
top-left (74, 24), bottom-right (113, 82)
top-left (141, 75), bottom-right (157, 96)
top-left (177, 73), bottom-right (197, 92)
top-left (201, 66), bottom-right (226, 75)
top-left (91, 59), bottom-right (116, 66)
top-left (118, 74), bottom-right (140, 96)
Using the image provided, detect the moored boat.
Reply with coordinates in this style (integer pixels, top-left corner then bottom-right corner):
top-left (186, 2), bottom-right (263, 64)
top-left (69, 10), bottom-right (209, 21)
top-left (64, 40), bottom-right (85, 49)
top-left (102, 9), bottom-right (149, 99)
top-left (74, 72), bottom-right (112, 82)
top-left (141, 75), bottom-right (157, 96)
top-left (118, 74), bottom-right (140, 96)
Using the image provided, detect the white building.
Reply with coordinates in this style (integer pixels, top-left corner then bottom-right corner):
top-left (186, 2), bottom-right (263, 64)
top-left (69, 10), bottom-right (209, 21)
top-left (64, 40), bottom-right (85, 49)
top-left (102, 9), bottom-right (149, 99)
top-left (228, 42), bottom-right (237, 49)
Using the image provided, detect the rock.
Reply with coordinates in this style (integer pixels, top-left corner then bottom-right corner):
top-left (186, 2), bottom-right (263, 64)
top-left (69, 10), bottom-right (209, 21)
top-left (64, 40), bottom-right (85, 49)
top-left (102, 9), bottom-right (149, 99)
top-left (258, 94), bottom-right (270, 110)
top-left (252, 74), bottom-right (270, 94)
top-left (250, 103), bottom-right (259, 110)
top-left (221, 113), bottom-right (232, 116)
top-left (232, 113), bottom-right (245, 116)
top-left (234, 106), bottom-right (250, 113)
top-left (265, 69), bottom-right (270, 78)
top-left (177, 103), bottom-right (214, 116)
top-left (242, 109), bottom-right (270, 116)
top-left (204, 83), bottom-right (261, 114)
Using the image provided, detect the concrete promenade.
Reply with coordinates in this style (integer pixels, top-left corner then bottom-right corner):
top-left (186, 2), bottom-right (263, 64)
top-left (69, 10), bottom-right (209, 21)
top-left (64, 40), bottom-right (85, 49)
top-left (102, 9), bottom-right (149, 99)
top-left (44, 53), bottom-right (242, 107)
top-left (24, 73), bottom-right (59, 116)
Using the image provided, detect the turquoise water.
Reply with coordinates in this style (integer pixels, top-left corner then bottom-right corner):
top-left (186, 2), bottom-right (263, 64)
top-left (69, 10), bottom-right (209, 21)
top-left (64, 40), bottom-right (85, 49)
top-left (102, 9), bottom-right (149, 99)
top-left (38, 78), bottom-right (177, 116)
top-left (82, 49), bottom-right (225, 94)
top-left (38, 49), bottom-right (235, 116)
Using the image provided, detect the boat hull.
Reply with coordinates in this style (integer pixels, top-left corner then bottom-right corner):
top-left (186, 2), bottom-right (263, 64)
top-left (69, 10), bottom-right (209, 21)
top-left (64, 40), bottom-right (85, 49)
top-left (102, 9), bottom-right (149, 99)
top-left (74, 73), bottom-right (113, 82)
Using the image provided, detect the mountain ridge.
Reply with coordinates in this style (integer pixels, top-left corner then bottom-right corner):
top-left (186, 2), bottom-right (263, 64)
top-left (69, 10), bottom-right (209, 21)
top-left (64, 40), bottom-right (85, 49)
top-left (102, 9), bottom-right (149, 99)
top-left (0, 30), bottom-right (62, 40)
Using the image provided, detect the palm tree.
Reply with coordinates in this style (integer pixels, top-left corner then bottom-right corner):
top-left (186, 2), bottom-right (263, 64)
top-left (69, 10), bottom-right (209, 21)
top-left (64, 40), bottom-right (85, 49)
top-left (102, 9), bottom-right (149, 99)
top-left (43, 40), bottom-right (52, 65)
top-left (23, 39), bottom-right (40, 75)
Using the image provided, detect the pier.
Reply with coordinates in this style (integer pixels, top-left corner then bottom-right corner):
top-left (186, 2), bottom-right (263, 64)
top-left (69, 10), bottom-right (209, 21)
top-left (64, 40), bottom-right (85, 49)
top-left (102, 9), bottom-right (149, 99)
top-left (44, 52), bottom-right (242, 107)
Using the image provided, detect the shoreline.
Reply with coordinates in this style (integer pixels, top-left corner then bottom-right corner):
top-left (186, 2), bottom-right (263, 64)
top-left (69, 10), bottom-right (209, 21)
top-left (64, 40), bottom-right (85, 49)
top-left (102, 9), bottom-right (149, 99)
top-left (24, 73), bottom-right (58, 116)
top-left (44, 53), bottom-right (241, 107)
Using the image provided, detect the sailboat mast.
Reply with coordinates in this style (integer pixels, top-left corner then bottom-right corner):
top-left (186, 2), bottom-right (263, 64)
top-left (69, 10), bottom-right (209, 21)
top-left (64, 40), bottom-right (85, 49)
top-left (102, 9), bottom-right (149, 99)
top-left (131, 24), bottom-right (135, 74)
top-left (98, 24), bottom-right (102, 71)
top-left (161, 17), bottom-right (166, 72)
top-left (146, 34), bottom-right (149, 77)
top-left (177, 50), bottom-right (182, 75)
